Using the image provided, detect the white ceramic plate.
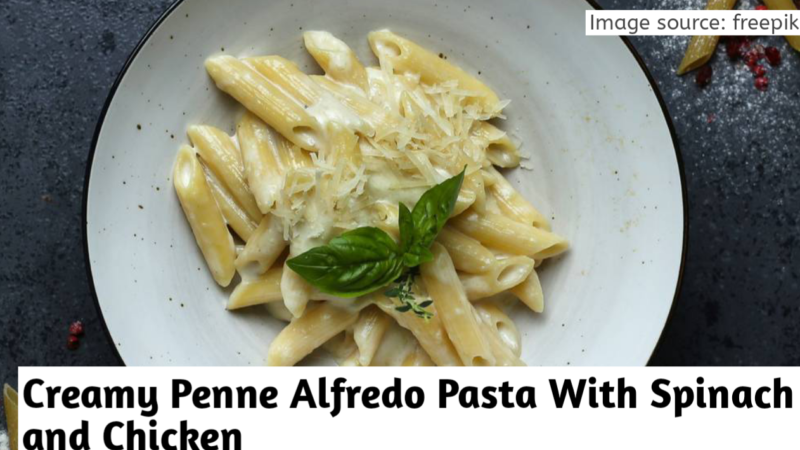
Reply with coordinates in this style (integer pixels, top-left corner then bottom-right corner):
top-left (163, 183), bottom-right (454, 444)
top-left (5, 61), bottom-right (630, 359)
top-left (85, 0), bottom-right (686, 366)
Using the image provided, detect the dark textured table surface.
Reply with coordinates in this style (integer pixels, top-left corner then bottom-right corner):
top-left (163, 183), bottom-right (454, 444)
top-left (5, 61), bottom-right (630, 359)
top-left (1, 0), bottom-right (799, 418)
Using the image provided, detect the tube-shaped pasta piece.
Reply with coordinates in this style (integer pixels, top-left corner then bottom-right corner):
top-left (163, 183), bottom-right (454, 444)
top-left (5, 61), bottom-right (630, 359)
top-left (4, 384), bottom-right (18, 450)
top-left (375, 298), bottom-right (462, 366)
top-left (245, 56), bottom-right (321, 106)
top-left (247, 56), bottom-right (373, 137)
top-left (304, 31), bottom-right (369, 91)
top-left (476, 316), bottom-right (525, 366)
top-left (368, 30), bottom-right (501, 113)
top-left (421, 243), bottom-right (495, 366)
top-left (510, 269), bottom-right (545, 313)
top-left (267, 302), bottom-right (359, 366)
top-left (451, 210), bottom-right (568, 259)
top-left (236, 112), bottom-right (285, 213)
top-left (322, 331), bottom-right (359, 365)
top-left (472, 122), bottom-right (521, 168)
top-left (265, 301), bottom-right (294, 322)
top-left (281, 256), bottom-right (313, 318)
top-left (234, 215), bottom-right (287, 277)
top-left (227, 266), bottom-right (283, 310)
top-left (204, 167), bottom-right (258, 241)
top-left (459, 255), bottom-right (535, 301)
top-left (762, 0), bottom-right (800, 51)
top-left (453, 187), bottom-right (476, 216)
top-left (484, 166), bottom-right (551, 231)
top-left (474, 302), bottom-right (522, 357)
top-left (353, 305), bottom-right (392, 366)
top-left (310, 75), bottom-right (398, 137)
top-left (187, 125), bottom-right (262, 222)
top-left (402, 343), bottom-right (436, 366)
top-left (462, 169), bottom-right (486, 212)
top-left (173, 145), bottom-right (236, 287)
top-left (205, 55), bottom-right (323, 151)
top-left (436, 226), bottom-right (494, 274)
top-left (676, 0), bottom-right (737, 74)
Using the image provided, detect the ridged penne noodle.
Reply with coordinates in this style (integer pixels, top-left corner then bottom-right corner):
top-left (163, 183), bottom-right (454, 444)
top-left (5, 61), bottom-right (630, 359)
top-left (245, 55), bottom-right (322, 106)
top-left (510, 269), bottom-right (545, 313)
top-left (322, 331), bottom-right (360, 365)
top-left (484, 166), bottom-right (551, 231)
top-left (368, 30), bottom-right (502, 113)
top-left (474, 302), bottom-right (522, 357)
top-left (353, 305), bottom-right (392, 366)
top-left (281, 254), bottom-right (313, 318)
top-left (421, 243), bottom-right (495, 366)
top-left (310, 75), bottom-right (400, 137)
top-left (476, 316), bottom-right (525, 366)
top-left (451, 210), bottom-right (568, 259)
top-left (188, 125), bottom-right (262, 222)
top-left (234, 215), bottom-right (287, 277)
top-left (173, 145), bottom-right (236, 287)
top-left (267, 302), bottom-right (359, 366)
top-left (265, 301), bottom-right (294, 322)
top-left (462, 169), bottom-right (486, 212)
top-left (204, 167), bottom-right (258, 241)
top-left (304, 31), bottom-right (369, 91)
top-left (376, 298), bottom-right (462, 366)
top-left (472, 122), bottom-right (521, 168)
top-left (762, 0), bottom-right (800, 51)
top-left (237, 112), bottom-right (289, 213)
top-left (436, 226), bottom-right (494, 274)
top-left (453, 187), bottom-right (477, 216)
top-left (4, 384), bottom-right (18, 450)
top-left (205, 55), bottom-right (324, 151)
top-left (227, 266), bottom-right (283, 310)
top-left (459, 255), bottom-right (535, 301)
top-left (370, 321), bottom-right (434, 366)
top-left (676, 0), bottom-right (737, 74)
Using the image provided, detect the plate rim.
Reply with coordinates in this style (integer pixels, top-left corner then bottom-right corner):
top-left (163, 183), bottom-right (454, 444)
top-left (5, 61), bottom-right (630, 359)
top-left (82, 0), bottom-right (689, 367)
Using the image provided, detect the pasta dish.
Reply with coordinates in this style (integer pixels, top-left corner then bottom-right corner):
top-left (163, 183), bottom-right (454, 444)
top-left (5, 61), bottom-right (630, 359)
top-left (173, 30), bottom-right (568, 366)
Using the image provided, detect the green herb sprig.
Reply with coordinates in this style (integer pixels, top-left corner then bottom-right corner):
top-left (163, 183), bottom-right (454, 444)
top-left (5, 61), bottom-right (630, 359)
top-left (286, 168), bottom-right (466, 313)
top-left (383, 267), bottom-right (433, 320)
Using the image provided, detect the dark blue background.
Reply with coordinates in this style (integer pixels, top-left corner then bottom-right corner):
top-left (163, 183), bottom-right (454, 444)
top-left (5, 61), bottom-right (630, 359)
top-left (1, 0), bottom-right (799, 420)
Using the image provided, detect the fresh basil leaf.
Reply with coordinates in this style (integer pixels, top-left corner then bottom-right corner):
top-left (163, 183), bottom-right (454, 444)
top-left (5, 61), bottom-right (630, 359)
top-left (404, 168), bottom-right (466, 266)
top-left (286, 227), bottom-right (405, 298)
top-left (398, 202), bottom-right (414, 254)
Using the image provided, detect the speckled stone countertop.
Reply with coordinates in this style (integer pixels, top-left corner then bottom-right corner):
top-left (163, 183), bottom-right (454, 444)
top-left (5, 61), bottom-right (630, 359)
top-left (1, 0), bottom-right (799, 417)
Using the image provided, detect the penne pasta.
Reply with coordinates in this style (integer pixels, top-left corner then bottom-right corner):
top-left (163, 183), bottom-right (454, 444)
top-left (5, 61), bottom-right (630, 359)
top-left (227, 266), bottom-right (283, 310)
top-left (310, 74), bottom-right (399, 137)
top-left (484, 166), bottom-right (552, 231)
top-left (204, 166), bottom-right (258, 241)
top-left (353, 305), bottom-right (393, 366)
top-left (4, 384), bottom-right (18, 450)
top-left (510, 269), bottom-right (545, 313)
top-left (234, 215), bottom-right (287, 277)
top-left (421, 243), bottom-right (495, 366)
top-left (322, 331), bottom-right (360, 365)
top-left (281, 256), bottom-right (313, 318)
top-left (205, 55), bottom-right (324, 151)
top-left (267, 302), bottom-right (359, 366)
top-left (245, 55), bottom-right (322, 106)
top-left (265, 301), bottom-right (294, 323)
top-left (370, 321), bottom-right (434, 366)
top-left (459, 255), bottom-right (535, 301)
top-left (237, 112), bottom-right (291, 213)
top-left (368, 30), bottom-right (502, 113)
top-left (762, 0), bottom-right (800, 51)
top-left (451, 209), bottom-right (568, 259)
top-left (304, 31), bottom-right (370, 91)
top-left (474, 301), bottom-right (522, 357)
top-left (173, 145), bottom-right (236, 287)
top-left (376, 297), bottom-right (463, 366)
top-left (472, 122), bottom-right (521, 168)
top-left (188, 125), bottom-right (262, 222)
top-left (676, 0), bottom-right (738, 74)
top-left (436, 226), bottom-right (494, 274)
